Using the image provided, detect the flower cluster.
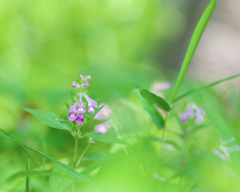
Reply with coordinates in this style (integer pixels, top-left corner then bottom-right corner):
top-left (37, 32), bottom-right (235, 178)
top-left (68, 74), bottom-right (97, 125)
top-left (180, 104), bottom-right (205, 125)
top-left (214, 137), bottom-right (240, 162)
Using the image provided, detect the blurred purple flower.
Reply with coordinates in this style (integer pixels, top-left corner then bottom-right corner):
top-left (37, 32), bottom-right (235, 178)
top-left (153, 81), bottom-right (170, 92)
top-left (94, 121), bottom-right (111, 134)
top-left (94, 104), bottom-right (112, 120)
top-left (83, 81), bottom-right (89, 88)
top-left (180, 104), bottom-right (205, 124)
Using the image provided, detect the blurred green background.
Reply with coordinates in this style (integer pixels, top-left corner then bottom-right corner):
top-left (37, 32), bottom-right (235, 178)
top-left (1, 0), bottom-right (240, 192)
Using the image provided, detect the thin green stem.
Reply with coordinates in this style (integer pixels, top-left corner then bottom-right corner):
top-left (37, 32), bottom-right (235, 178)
top-left (180, 135), bottom-right (188, 186)
top-left (73, 136), bottom-right (79, 167)
top-left (76, 144), bottom-right (90, 168)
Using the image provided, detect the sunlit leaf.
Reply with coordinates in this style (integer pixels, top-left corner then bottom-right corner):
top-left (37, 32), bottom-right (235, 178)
top-left (22, 108), bottom-right (72, 132)
top-left (173, 73), bottom-right (240, 102)
top-left (84, 132), bottom-right (128, 145)
top-left (0, 130), bottom-right (94, 185)
top-left (170, 0), bottom-right (217, 103)
top-left (49, 166), bottom-right (73, 192)
top-left (134, 87), bottom-right (164, 129)
top-left (140, 89), bottom-right (171, 111)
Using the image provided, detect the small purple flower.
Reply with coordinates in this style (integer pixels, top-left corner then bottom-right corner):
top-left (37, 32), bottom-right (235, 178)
top-left (94, 121), bottom-right (111, 134)
top-left (94, 104), bottom-right (112, 120)
top-left (180, 104), bottom-right (205, 124)
top-left (72, 82), bottom-right (79, 88)
top-left (76, 114), bottom-right (84, 124)
top-left (84, 94), bottom-right (97, 114)
top-left (83, 81), bottom-right (89, 88)
top-left (86, 75), bottom-right (91, 80)
top-left (79, 74), bottom-right (83, 79)
top-left (68, 102), bottom-right (77, 121)
top-left (76, 96), bottom-right (86, 114)
top-left (153, 81), bottom-right (170, 92)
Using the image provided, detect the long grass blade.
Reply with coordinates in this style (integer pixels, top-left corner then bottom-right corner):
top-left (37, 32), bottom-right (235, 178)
top-left (170, 0), bottom-right (217, 103)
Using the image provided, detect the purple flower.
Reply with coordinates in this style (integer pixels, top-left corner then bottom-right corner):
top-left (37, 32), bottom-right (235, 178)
top-left (83, 81), bottom-right (89, 88)
top-left (72, 82), bottom-right (79, 88)
top-left (86, 75), bottom-right (91, 80)
top-left (79, 74), bottom-right (83, 79)
top-left (180, 104), bottom-right (205, 124)
top-left (94, 104), bottom-right (112, 120)
top-left (153, 81), bottom-right (170, 92)
top-left (76, 114), bottom-right (84, 124)
top-left (68, 102), bottom-right (77, 121)
top-left (84, 94), bottom-right (97, 114)
top-left (76, 96), bottom-right (86, 114)
top-left (94, 121), bottom-right (111, 134)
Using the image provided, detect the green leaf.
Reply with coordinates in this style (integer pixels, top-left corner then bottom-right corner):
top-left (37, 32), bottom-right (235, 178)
top-left (22, 108), bottom-right (72, 132)
top-left (134, 88), bottom-right (164, 129)
top-left (0, 130), bottom-right (94, 185)
top-left (173, 73), bottom-right (240, 102)
top-left (140, 89), bottom-right (171, 111)
top-left (82, 105), bottom-right (105, 127)
top-left (170, 0), bottom-right (217, 103)
top-left (65, 102), bottom-right (70, 110)
top-left (49, 166), bottom-right (73, 192)
top-left (84, 132), bottom-right (128, 145)
top-left (81, 152), bottom-right (125, 165)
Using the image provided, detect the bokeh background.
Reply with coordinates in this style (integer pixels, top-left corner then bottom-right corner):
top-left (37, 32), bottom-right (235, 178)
top-left (0, 0), bottom-right (240, 191)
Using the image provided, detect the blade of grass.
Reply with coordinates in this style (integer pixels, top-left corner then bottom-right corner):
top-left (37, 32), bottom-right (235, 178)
top-left (173, 73), bottom-right (240, 102)
top-left (170, 0), bottom-right (217, 104)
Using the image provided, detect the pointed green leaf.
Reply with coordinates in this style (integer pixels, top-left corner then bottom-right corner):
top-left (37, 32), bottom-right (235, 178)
top-left (173, 73), bottom-right (240, 102)
top-left (84, 132), bottom-right (128, 145)
top-left (134, 88), bottom-right (164, 129)
top-left (140, 89), bottom-right (171, 111)
top-left (81, 152), bottom-right (125, 165)
top-left (0, 130), bottom-right (94, 185)
top-left (22, 108), bottom-right (72, 132)
top-left (49, 166), bottom-right (73, 192)
top-left (170, 0), bottom-right (217, 103)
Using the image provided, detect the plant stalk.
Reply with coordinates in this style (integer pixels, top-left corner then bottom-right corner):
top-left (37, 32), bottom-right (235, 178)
top-left (76, 143), bottom-right (90, 168)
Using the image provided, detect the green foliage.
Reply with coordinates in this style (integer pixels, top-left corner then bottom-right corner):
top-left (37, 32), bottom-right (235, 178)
top-left (0, 130), bottom-right (94, 185)
top-left (170, 0), bottom-right (217, 103)
top-left (22, 108), bottom-right (73, 132)
top-left (49, 166), bottom-right (73, 192)
top-left (134, 88), bottom-right (165, 129)
top-left (140, 89), bottom-right (171, 111)
top-left (84, 132), bottom-right (128, 145)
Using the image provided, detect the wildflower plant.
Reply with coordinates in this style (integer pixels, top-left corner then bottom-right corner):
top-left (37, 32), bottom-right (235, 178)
top-left (1, 0), bottom-right (240, 191)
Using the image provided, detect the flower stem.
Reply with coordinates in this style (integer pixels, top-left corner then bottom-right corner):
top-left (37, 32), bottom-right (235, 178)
top-left (76, 143), bottom-right (90, 168)
top-left (73, 135), bottom-right (79, 167)
top-left (72, 135), bottom-right (79, 192)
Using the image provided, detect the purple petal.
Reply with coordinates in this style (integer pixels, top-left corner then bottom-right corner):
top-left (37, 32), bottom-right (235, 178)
top-left (94, 104), bottom-right (112, 120)
top-left (79, 74), bottom-right (83, 79)
top-left (161, 82), bottom-right (170, 90)
top-left (68, 112), bottom-right (77, 121)
top-left (68, 102), bottom-right (77, 113)
top-left (77, 105), bottom-right (86, 114)
top-left (94, 122), bottom-right (110, 134)
top-left (83, 81), bottom-right (89, 88)
top-left (76, 115), bottom-right (84, 124)
top-left (72, 82), bottom-right (78, 88)
top-left (180, 114), bottom-right (187, 124)
top-left (84, 95), bottom-right (97, 107)
top-left (185, 108), bottom-right (195, 118)
top-left (86, 75), bottom-right (91, 80)
top-left (88, 106), bottom-right (95, 114)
